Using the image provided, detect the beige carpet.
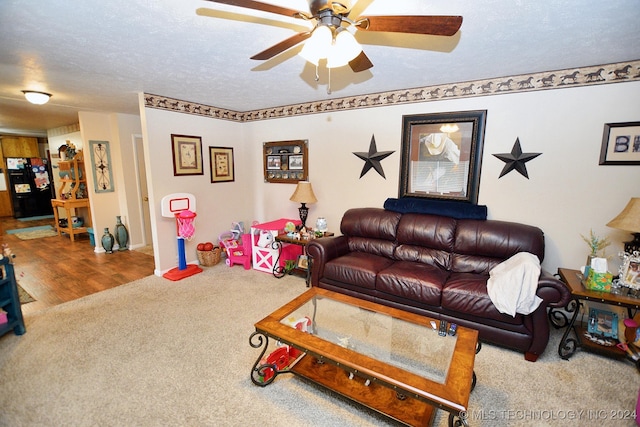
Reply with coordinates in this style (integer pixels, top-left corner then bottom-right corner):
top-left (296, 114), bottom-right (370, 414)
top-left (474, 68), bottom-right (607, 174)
top-left (134, 245), bottom-right (154, 257)
top-left (0, 264), bottom-right (638, 426)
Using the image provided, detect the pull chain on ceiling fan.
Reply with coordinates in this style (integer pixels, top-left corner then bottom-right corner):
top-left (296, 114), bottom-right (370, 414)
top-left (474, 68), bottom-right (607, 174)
top-left (203, 0), bottom-right (462, 92)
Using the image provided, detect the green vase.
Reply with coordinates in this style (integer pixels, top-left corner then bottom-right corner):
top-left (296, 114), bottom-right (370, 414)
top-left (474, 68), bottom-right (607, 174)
top-left (101, 228), bottom-right (114, 254)
top-left (114, 216), bottom-right (129, 251)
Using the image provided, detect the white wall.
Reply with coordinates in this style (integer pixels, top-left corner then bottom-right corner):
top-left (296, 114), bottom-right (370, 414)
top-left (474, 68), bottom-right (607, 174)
top-left (140, 105), bottom-right (252, 275)
top-left (136, 80), bottom-right (639, 275)
top-left (78, 112), bottom-right (141, 251)
top-left (242, 82), bottom-right (640, 274)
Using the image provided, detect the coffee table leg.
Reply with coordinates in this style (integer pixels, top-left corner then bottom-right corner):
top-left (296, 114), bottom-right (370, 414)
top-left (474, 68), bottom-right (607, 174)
top-left (449, 411), bottom-right (469, 427)
top-left (249, 331), bottom-right (295, 386)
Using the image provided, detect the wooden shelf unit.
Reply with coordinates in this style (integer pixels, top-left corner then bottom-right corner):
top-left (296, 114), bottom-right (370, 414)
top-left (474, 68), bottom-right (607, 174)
top-left (51, 153), bottom-right (93, 242)
top-left (0, 256), bottom-right (25, 338)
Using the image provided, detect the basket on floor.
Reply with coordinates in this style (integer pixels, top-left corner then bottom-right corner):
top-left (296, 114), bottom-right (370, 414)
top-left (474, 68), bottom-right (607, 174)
top-left (197, 247), bottom-right (221, 266)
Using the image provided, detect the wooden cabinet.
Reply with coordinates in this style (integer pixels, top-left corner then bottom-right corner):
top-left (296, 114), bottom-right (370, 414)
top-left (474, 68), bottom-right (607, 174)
top-left (0, 256), bottom-right (25, 338)
top-left (51, 153), bottom-right (92, 242)
top-left (0, 136), bottom-right (39, 158)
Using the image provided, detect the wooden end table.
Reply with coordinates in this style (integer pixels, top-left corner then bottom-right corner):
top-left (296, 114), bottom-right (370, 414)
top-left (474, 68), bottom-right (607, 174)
top-left (555, 268), bottom-right (640, 371)
top-left (272, 232), bottom-right (333, 286)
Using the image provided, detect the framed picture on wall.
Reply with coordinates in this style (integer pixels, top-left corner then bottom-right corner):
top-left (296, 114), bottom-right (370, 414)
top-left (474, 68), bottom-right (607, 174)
top-left (89, 140), bottom-right (114, 193)
top-left (599, 121), bottom-right (640, 165)
top-left (171, 134), bottom-right (203, 176)
top-left (399, 110), bottom-right (487, 204)
top-left (209, 146), bottom-right (234, 183)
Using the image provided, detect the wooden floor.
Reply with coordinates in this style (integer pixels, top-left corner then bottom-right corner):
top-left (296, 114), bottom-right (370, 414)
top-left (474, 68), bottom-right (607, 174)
top-left (0, 215), bottom-right (155, 315)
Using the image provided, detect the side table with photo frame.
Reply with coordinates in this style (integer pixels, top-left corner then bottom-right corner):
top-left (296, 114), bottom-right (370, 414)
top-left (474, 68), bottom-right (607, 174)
top-left (272, 232), bottom-right (334, 286)
top-left (552, 268), bottom-right (640, 372)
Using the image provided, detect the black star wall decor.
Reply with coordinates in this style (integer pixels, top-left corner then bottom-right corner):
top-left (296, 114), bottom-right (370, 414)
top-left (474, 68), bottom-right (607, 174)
top-left (353, 134), bottom-right (395, 179)
top-left (493, 138), bottom-right (542, 179)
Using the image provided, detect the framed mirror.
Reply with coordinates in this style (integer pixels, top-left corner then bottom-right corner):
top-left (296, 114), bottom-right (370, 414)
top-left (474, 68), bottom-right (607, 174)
top-left (399, 110), bottom-right (487, 204)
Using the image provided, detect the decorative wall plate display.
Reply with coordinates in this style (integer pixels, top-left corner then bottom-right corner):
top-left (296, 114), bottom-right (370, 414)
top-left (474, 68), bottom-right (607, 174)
top-left (263, 140), bottom-right (308, 183)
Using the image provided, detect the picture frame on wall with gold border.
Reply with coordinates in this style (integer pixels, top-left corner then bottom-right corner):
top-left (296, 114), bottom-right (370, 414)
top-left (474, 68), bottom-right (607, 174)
top-left (209, 146), bottom-right (234, 183)
top-left (171, 134), bottom-right (203, 176)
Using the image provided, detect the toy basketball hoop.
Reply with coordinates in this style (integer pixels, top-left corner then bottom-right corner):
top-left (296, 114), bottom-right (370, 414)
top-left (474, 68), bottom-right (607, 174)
top-left (161, 193), bottom-right (202, 281)
top-left (176, 209), bottom-right (196, 240)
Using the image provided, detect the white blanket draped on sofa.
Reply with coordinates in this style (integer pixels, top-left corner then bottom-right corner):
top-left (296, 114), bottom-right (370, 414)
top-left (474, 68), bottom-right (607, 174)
top-left (487, 252), bottom-right (543, 316)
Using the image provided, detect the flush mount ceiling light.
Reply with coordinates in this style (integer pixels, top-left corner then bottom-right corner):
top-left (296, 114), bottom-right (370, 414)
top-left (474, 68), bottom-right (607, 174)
top-left (22, 90), bottom-right (52, 105)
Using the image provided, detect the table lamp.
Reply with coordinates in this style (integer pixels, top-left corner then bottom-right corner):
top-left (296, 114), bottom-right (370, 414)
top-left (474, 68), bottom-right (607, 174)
top-left (290, 181), bottom-right (317, 229)
top-left (606, 197), bottom-right (640, 254)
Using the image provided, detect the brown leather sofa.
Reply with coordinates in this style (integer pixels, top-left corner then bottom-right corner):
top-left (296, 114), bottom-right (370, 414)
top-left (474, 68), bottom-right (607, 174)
top-left (306, 207), bottom-right (571, 361)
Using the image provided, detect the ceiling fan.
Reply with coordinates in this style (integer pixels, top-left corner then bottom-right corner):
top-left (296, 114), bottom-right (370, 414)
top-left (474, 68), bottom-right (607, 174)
top-left (203, 0), bottom-right (462, 73)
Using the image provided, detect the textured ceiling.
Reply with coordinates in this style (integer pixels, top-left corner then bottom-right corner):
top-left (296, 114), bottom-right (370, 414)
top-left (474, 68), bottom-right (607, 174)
top-left (0, 0), bottom-right (639, 137)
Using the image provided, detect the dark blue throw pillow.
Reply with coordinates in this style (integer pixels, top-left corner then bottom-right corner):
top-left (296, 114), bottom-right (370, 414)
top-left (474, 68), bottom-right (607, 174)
top-left (383, 197), bottom-right (488, 220)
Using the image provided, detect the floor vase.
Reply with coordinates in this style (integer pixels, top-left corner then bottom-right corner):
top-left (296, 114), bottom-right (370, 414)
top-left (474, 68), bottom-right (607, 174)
top-left (102, 228), bottom-right (115, 254)
top-left (115, 216), bottom-right (129, 251)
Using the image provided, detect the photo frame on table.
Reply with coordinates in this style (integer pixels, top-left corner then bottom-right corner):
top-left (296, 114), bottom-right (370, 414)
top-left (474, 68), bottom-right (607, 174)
top-left (587, 308), bottom-right (618, 339)
top-left (599, 122), bottom-right (640, 165)
top-left (297, 255), bottom-right (309, 270)
top-left (621, 254), bottom-right (640, 290)
top-left (399, 110), bottom-right (487, 204)
top-left (171, 134), bottom-right (203, 176)
top-left (209, 146), bottom-right (234, 183)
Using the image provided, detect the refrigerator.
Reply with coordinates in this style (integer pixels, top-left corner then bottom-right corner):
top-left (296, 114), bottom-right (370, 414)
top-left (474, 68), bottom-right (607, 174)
top-left (6, 157), bottom-right (54, 218)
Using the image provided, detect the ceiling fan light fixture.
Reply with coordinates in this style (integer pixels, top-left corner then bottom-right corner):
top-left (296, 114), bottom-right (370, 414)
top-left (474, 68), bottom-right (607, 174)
top-left (327, 29), bottom-right (362, 68)
top-left (22, 90), bottom-right (52, 105)
top-left (299, 25), bottom-right (332, 66)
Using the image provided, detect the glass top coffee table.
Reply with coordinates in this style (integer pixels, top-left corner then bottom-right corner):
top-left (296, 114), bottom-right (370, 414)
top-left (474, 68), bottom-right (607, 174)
top-left (249, 287), bottom-right (478, 426)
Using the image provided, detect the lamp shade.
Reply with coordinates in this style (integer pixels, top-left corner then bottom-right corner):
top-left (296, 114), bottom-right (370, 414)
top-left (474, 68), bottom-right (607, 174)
top-left (22, 90), bottom-right (51, 105)
top-left (290, 181), bottom-right (317, 204)
top-left (607, 197), bottom-right (640, 233)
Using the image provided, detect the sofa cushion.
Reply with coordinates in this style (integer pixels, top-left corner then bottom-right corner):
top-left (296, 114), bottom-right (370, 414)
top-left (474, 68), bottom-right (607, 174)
top-left (342, 208), bottom-right (400, 239)
top-left (395, 213), bottom-right (456, 270)
top-left (324, 252), bottom-right (395, 290)
top-left (452, 219), bottom-right (544, 274)
top-left (441, 272), bottom-right (523, 325)
top-left (377, 261), bottom-right (448, 306)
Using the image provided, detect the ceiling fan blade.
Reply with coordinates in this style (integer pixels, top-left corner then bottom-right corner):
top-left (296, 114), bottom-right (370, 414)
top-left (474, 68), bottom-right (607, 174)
top-left (202, 0), bottom-right (305, 19)
top-left (349, 51), bottom-right (373, 72)
top-left (358, 15), bottom-right (463, 36)
top-left (250, 32), bottom-right (312, 60)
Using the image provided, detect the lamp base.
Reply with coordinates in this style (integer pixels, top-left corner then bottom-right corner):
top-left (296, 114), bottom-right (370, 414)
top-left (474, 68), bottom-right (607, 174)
top-left (298, 203), bottom-right (309, 229)
top-left (624, 233), bottom-right (640, 254)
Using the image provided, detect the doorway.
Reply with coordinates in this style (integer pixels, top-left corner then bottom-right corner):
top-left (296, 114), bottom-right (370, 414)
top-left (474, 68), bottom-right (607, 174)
top-left (133, 135), bottom-right (152, 247)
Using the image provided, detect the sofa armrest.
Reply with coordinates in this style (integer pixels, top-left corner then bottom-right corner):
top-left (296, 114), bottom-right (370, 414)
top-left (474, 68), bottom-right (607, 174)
top-left (307, 236), bottom-right (349, 286)
top-left (537, 269), bottom-right (571, 308)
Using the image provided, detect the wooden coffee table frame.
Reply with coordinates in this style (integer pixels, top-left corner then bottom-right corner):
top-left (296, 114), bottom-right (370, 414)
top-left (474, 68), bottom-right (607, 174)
top-left (249, 288), bottom-right (478, 426)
